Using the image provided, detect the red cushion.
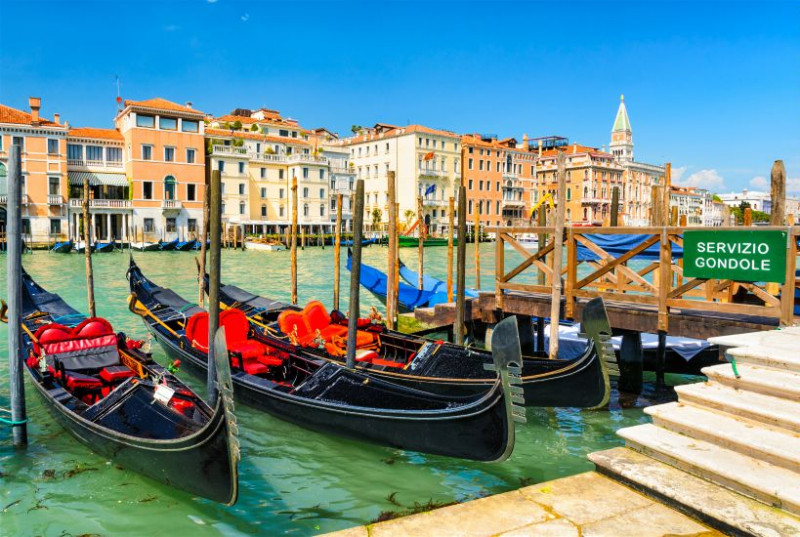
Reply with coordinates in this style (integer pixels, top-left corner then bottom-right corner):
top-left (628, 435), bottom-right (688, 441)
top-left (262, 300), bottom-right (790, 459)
top-left (242, 361), bottom-right (268, 376)
top-left (44, 334), bottom-right (118, 356)
top-left (219, 309), bottom-right (250, 346)
top-left (257, 354), bottom-right (283, 367)
top-left (278, 310), bottom-right (311, 341)
top-left (34, 323), bottom-right (73, 354)
top-left (320, 325), bottom-right (348, 339)
top-left (100, 365), bottom-right (135, 383)
top-left (355, 350), bottom-right (379, 363)
top-left (304, 301), bottom-right (331, 332)
top-left (185, 311), bottom-right (210, 351)
top-left (65, 372), bottom-right (103, 389)
top-left (230, 340), bottom-right (265, 360)
top-left (73, 317), bottom-right (114, 339)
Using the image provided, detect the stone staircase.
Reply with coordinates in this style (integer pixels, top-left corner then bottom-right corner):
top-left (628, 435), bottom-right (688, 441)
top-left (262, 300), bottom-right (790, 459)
top-left (590, 328), bottom-right (800, 536)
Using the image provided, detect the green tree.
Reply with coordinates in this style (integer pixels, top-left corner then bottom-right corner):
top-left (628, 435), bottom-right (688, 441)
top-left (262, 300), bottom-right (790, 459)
top-left (351, 125), bottom-right (363, 134)
top-left (371, 208), bottom-right (383, 229)
top-left (403, 209), bottom-right (415, 228)
top-left (250, 124), bottom-right (259, 132)
top-left (231, 120), bottom-right (243, 131)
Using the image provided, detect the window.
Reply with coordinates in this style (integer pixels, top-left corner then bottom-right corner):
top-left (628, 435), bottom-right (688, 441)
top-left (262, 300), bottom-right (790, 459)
top-left (164, 176), bottom-right (176, 200)
top-left (468, 179), bottom-right (473, 189)
top-left (47, 139), bottom-right (59, 155)
top-left (186, 148), bottom-right (196, 163)
top-left (303, 187), bottom-right (309, 197)
top-left (320, 204), bottom-right (325, 216)
top-left (159, 117), bottom-right (177, 130)
top-left (319, 188), bottom-right (325, 198)
top-left (188, 219), bottom-right (197, 232)
top-left (67, 144), bottom-right (83, 161)
top-left (220, 182), bottom-right (225, 194)
top-left (279, 129), bottom-right (289, 137)
top-left (136, 115), bottom-right (155, 128)
top-left (261, 205), bottom-right (267, 217)
top-left (279, 169), bottom-right (284, 179)
top-left (187, 184), bottom-right (196, 201)
top-left (260, 187), bottom-right (267, 198)
top-left (469, 199), bottom-right (473, 214)
top-left (142, 145), bottom-right (152, 160)
top-left (86, 145), bottom-right (103, 162)
top-left (143, 181), bottom-right (153, 199)
top-left (496, 201), bottom-right (500, 214)
top-left (496, 182), bottom-right (500, 191)
top-left (144, 218), bottom-right (155, 232)
top-left (302, 168), bottom-right (309, 179)
top-left (166, 218), bottom-right (177, 232)
top-left (50, 218), bottom-right (61, 234)
top-left (260, 168), bottom-right (266, 179)
top-left (319, 169), bottom-right (325, 180)
top-left (164, 147), bottom-right (175, 162)
top-left (217, 160), bottom-right (224, 172)
top-left (238, 162), bottom-right (245, 174)
top-left (181, 120), bottom-right (199, 133)
top-left (221, 202), bottom-right (226, 213)
top-left (107, 147), bottom-right (122, 163)
top-left (303, 204), bottom-right (309, 217)
top-left (479, 180), bottom-right (483, 191)
top-left (279, 205), bottom-right (285, 217)
top-left (468, 158), bottom-right (473, 170)
top-left (279, 188), bottom-right (285, 199)
top-left (48, 176), bottom-right (59, 195)
top-left (238, 183), bottom-right (245, 195)
top-left (385, 142), bottom-right (390, 153)
top-left (239, 202), bottom-right (245, 215)
top-left (21, 219), bottom-right (30, 235)
top-left (479, 160), bottom-right (484, 171)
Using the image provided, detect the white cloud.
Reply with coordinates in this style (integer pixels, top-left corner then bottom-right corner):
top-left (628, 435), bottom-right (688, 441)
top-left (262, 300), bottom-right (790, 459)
top-left (671, 166), bottom-right (687, 183)
top-left (675, 169), bottom-right (725, 190)
top-left (241, 13), bottom-right (249, 21)
top-left (787, 177), bottom-right (800, 194)
top-left (749, 176), bottom-right (768, 190)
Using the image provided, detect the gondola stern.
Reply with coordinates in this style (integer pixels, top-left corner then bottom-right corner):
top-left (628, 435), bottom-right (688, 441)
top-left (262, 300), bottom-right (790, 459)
top-left (579, 298), bottom-right (613, 409)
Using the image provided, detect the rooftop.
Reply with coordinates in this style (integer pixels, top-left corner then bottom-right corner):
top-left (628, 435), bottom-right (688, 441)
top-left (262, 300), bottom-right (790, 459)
top-left (68, 127), bottom-right (123, 141)
top-left (0, 103), bottom-right (61, 127)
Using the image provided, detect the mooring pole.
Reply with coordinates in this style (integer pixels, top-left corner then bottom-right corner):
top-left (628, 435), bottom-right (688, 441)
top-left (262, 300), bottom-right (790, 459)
top-left (346, 180), bottom-right (365, 368)
top-left (455, 185), bottom-right (467, 345)
top-left (207, 169), bottom-right (222, 407)
top-left (394, 202), bottom-right (400, 326)
top-left (610, 186), bottom-right (619, 227)
top-left (473, 208), bottom-right (481, 289)
top-left (548, 150), bottom-right (567, 360)
top-left (83, 175), bottom-right (96, 317)
top-left (7, 144), bottom-right (27, 447)
top-left (386, 172), bottom-right (397, 329)
top-left (333, 193), bottom-right (343, 311)
top-left (447, 196), bottom-right (454, 303)
top-left (198, 163), bottom-right (210, 306)
top-left (770, 160), bottom-right (786, 226)
top-left (536, 206), bottom-right (547, 353)
top-left (291, 177), bottom-right (298, 305)
top-left (417, 195), bottom-right (424, 289)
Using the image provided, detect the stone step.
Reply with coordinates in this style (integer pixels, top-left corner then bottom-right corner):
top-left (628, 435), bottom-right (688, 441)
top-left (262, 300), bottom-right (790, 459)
top-left (703, 363), bottom-right (800, 402)
top-left (618, 423), bottom-right (800, 516)
top-left (590, 447), bottom-right (800, 537)
top-left (726, 345), bottom-right (800, 373)
top-left (645, 402), bottom-right (800, 472)
top-left (675, 382), bottom-right (800, 434)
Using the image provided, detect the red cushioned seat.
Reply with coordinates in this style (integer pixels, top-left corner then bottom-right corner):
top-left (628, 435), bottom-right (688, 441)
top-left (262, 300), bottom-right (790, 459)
top-left (33, 323), bottom-right (73, 355)
top-left (100, 365), bottom-right (135, 383)
top-left (278, 310), bottom-right (311, 342)
top-left (64, 371), bottom-right (103, 390)
top-left (242, 360), bottom-right (268, 376)
top-left (185, 311), bottom-right (210, 351)
top-left (257, 354), bottom-right (283, 367)
top-left (73, 317), bottom-right (114, 339)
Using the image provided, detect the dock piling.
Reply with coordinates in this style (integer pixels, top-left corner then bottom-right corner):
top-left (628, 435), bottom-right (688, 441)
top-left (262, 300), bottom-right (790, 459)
top-left (198, 164), bottom-right (210, 306)
top-left (455, 185), bottom-right (467, 345)
top-left (291, 177), bottom-right (298, 305)
top-left (770, 160), bottom-right (786, 226)
top-left (619, 331), bottom-right (643, 394)
top-left (447, 196), bottom-right (454, 303)
top-left (333, 193), bottom-right (343, 311)
top-left (6, 144), bottom-right (27, 447)
top-left (207, 169), bottom-right (222, 407)
top-left (473, 209), bottom-right (481, 289)
top-left (417, 195), bottom-right (424, 289)
top-left (611, 186), bottom-right (619, 227)
top-left (386, 172), bottom-right (397, 329)
top-left (548, 150), bottom-right (567, 359)
top-left (83, 174), bottom-right (96, 317)
top-left (345, 180), bottom-right (365, 369)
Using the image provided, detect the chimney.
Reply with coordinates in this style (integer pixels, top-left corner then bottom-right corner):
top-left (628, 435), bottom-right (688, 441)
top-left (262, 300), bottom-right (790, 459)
top-left (186, 101), bottom-right (193, 109)
top-left (29, 96), bottom-right (41, 126)
top-left (537, 139), bottom-right (543, 157)
top-left (54, 113), bottom-right (60, 124)
top-left (573, 142), bottom-right (577, 154)
top-left (522, 133), bottom-right (528, 146)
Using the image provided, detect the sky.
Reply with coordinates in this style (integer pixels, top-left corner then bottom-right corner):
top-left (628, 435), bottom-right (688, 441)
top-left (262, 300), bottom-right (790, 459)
top-left (0, 0), bottom-right (796, 194)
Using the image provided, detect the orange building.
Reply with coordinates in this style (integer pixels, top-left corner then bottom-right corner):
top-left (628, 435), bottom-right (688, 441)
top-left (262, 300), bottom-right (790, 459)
top-left (0, 97), bottom-right (69, 243)
top-left (461, 134), bottom-right (535, 229)
top-left (115, 98), bottom-right (206, 241)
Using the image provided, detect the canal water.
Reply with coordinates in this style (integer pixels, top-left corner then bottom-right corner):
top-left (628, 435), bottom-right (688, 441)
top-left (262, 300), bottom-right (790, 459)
top-left (1, 245), bottom-right (665, 536)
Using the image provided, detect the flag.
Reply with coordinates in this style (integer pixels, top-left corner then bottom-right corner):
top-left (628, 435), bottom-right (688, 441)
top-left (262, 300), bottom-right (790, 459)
top-left (423, 151), bottom-right (435, 160)
top-left (424, 184), bottom-right (436, 196)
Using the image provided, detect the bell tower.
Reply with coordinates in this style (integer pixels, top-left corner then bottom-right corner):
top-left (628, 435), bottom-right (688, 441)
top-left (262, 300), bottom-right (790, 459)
top-left (610, 94), bottom-right (633, 162)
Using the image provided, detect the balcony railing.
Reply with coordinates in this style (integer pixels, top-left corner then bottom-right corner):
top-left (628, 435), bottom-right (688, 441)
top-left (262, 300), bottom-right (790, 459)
top-left (422, 198), bottom-right (448, 207)
top-left (418, 169), bottom-right (449, 179)
top-left (162, 199), bottom-right (181, 210)
top-left (210, 146), bottom-right (249, 157)
top-left (69, 199), bottom-right (133, 209)
top-left (501, 198), bottom-right (526, 208)
top-left (286, 154), bottom-right (328, 165)
top-left (48, 195), bottom-right (65, 205)
top-left (68, 159), bottom-right (123, 168)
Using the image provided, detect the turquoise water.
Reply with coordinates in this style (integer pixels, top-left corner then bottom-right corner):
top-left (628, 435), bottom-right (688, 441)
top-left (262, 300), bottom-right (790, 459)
top-left (0, 246), bottom-right (656, 536)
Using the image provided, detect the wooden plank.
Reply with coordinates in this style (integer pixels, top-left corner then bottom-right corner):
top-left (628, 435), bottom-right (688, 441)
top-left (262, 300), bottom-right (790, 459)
top-left (565, 228), bottom-right (576, 319)
top-left (486, 226), bottom-right (554, 234)
top-left (501, 232), bottom-right (535, 258)
top-left (498, 282), bottom-right (552, 294)
top-left (502, 240), bottom-right (554, 283)
top-left (667, 277), bottom-right (708, 299)
top-left (574, 234), bottom-right (659, 290)
top-left (740, 282), bottom-right (780, 307)
top-left (667, 298), bottom-right (781, 318)
top-left (658, 228), bottom-right (671, 331)
top-left (573, 289), bottom-right (660, 306)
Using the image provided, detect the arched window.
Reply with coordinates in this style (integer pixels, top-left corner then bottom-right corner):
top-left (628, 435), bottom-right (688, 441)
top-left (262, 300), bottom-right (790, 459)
top-left (261, 204), bottom-right (267, 217)
top-left (303, 204), bottom-right (309, 217)
top-left (0, 162), bottom-right (6, 195)
top-left (583, 186), bottom-right (588, 198)
top-left (164, 175), bottom-right (176, 200)
top-left (319, 204), bottom-right (325, 217)
top-left (567, 188), bottom-right (571, 201)
top-left (583, 208), bottom-right (588, 220)
top-left (239, 202), bottom-right (245, 215)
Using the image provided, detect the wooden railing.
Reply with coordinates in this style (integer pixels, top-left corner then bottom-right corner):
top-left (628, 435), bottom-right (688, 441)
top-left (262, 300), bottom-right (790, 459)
top-left (491, 226), bottom-right (799, 330)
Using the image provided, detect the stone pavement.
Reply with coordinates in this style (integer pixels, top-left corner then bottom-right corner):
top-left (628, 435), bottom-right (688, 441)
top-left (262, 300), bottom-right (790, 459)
top-left (324, 471), bottom-right (720, 537)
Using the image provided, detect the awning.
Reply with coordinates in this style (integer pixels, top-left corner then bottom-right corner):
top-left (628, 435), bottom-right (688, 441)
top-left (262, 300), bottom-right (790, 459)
top-left (68, 172), bottom-right (129, 187)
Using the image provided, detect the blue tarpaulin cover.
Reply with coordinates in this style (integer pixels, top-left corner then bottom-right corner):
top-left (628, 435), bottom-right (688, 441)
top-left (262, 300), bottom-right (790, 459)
top-left (398, 261), bottom-right (480, 299)
top-left (347, 254), bottom-right (435, 310)
top-left (576, 233), bottom-right (683, 262)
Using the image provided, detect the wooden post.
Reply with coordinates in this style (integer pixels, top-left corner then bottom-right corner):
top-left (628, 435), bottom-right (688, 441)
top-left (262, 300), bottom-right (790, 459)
top-left (333, 193), bottom-right (343, 311)
top-left (473, 208), bottom-right (481, 289)
top-left (207, 168), bottom-right (222, 407)
top-left (548, 151), bottom-right (567, 359)
top-left (536, 204), bottom-right (546, 353)
top-left (743, 207), bottom-right (753, 227)
top-left (386, 171), bottom-right (397, 329)
top-left (780, 228), bottom-right (797, 325)
top-left (447, 196), bottom-right (454, 302)
top-left (291, 177), bottom-right (298, 304)
top-left (346, 180), bottom-right (365, 368)
top-left (241, 225), bottom-right (245, 250)
top-left (610, 186), bottom-right (619, 227)
top-left (83, 175), bottom-right (96, 317)
top-left (394, 202), bottom-right (400, 324)
top-left (770, 160), bottom-right (786, 226)
top-left (6, 144), bottom-right (27, 447)
top-left (417, 195), bottom-right (424, 289)
top-left (198, 164), bottom-right (210, 306)
top-left (455, 185), bottom-right (467, 345)
top-left (679, 214), bottom-right (687, 227)
top-left (670, 206), bottom-right (678, 226)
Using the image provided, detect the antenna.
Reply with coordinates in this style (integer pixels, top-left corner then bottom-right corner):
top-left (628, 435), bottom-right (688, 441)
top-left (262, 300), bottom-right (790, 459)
top-left (115, 75), bottom-right (122, 111)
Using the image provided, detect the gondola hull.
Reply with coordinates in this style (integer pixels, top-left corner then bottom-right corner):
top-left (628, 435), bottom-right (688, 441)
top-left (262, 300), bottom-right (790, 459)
top-left (51, 241), bottom-right (73, 253)
top-left (159, 239), bottom-right (179, 251)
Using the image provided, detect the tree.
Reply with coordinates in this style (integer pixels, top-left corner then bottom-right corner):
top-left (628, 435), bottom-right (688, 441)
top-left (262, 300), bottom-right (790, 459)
top-left (403, 209), bottom-right (415, 228)
top-left (351, 125), bottom-right (363, 134)
top-left (250, 124), bottom-right (259, 132)
top-left (231, 120), bottom-right (243, 131)
top-left (371, 208), bottom-right (383, 229)
top-left (712, 194), bottom-right (723, 202)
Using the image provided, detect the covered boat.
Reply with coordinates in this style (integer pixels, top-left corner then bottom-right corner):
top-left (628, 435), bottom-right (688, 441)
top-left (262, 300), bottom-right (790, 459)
top-left (346, 251), bottom-right (437, 311)
top-left (1, 270), bottom-right (239, 505)
top-left (398, 259), bottom-right (479, 298)
top-left (207, 279), bottom-right (613, 408)
top-left (159, 239), bottom-right (180, 251)
top-left (127, 260), bottom-right (524, 462)
top-left (51, 240), bottom-right (73, 253)
top-left (130, 241), bottom-right (161, 252)
top-left (93, 241), bottom-right (116, 253)
top-left (398, 235), bottom-right (454, 247)
top-left (244, 241), bottom-right (285, 251)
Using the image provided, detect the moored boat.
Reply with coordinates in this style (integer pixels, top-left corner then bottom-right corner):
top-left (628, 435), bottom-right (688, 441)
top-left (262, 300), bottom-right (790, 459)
top-left (51, 240), bottom-right (73, 253)
top-left (94, 241), bottom-right (116, 253)
top-left (127, 259), bottom-right (524, 462)
top-left (130, 241), bottom-right (161, 251)
top-left (1, 270), bottom-right (239, 505)
top-left (159, 239), bottom-right (180, 251)
top-left (398, 235), bottom-right (455, 247)
top-left (398, 259), bottom-right (479, 297)
top-left (244, 240), bottom-right (285, 251)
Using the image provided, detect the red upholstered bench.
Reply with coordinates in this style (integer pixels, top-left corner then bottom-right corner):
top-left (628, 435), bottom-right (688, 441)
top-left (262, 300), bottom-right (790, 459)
top-left (100, 365), bottom-right (135, 383)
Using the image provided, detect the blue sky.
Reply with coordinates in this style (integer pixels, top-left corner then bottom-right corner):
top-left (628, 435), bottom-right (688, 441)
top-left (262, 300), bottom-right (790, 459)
top-left (1, 0), bottom-right (796, 194)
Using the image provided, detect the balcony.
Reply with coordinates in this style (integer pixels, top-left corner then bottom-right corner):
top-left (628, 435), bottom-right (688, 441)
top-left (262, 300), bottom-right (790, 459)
top-left (581, 197), bottom-right (609, 205)
top-left (251, 152), bottom-right (286, 163)
top-left (68, 159), bottom-right (124, 169)
top-left (48, 195), bottom-right (65, 205)
top-left (69, 198), bottom-right (133, 209)
top-left (162, 199), bottom-right (182, 210)
top-left (210, 145), bottom-right (249, 158)
top-left (286, 154), bottom-right (328, 165)
top-left (418, 169), bottom-right (449, 179)
top-left (422, 198), bottom-right (448, 207)
top-left (502, 172), bottom-right (519, 181)
top-left (501, 198), bottom-right (526, 208)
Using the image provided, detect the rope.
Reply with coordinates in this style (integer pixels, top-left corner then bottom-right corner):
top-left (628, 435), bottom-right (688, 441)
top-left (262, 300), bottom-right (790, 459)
top-left (177, 303), bottom-right (197, 313)
top-left (0, 416), bottom-right (28, 425)
top-left (730, 357), bottom-right (741, 379)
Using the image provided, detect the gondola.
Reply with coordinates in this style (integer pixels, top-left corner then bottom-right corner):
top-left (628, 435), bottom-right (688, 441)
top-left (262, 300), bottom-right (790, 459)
top-left (127, 259), bottom-right (524, 462)
top-left (398, 235), bottom-right (454, 247)
top-left (51, 240), bottom-right (73, 253)
top-left (1, 270), bottom-right (239, 505)
top-left (131, 240), bottom-right (161, 251)
top-left (175, 240), bottom-right (199, 251)
top-left (204, 276), bottom-right (613, 408)
top-left (398, 259), bottom-right (479, 297)
top-left (159, 239), bottom-right (180, 251)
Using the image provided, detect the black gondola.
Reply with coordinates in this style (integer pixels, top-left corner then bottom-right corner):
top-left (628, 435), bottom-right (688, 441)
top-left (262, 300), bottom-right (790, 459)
top-left (203, 276), bottom-right (613, 408)
top-left (1, 270), bottom-right (239, 505)
top-left (126, 259), bottom-right (525, 462)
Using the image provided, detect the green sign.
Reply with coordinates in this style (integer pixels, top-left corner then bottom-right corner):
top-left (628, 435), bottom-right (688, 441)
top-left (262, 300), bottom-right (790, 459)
top-left (683, 230), bottom-right (787, 283)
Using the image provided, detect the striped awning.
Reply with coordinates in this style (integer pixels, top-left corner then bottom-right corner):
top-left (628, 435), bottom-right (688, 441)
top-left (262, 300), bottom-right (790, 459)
top-left (68, 172), bottom-right (129, 187)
